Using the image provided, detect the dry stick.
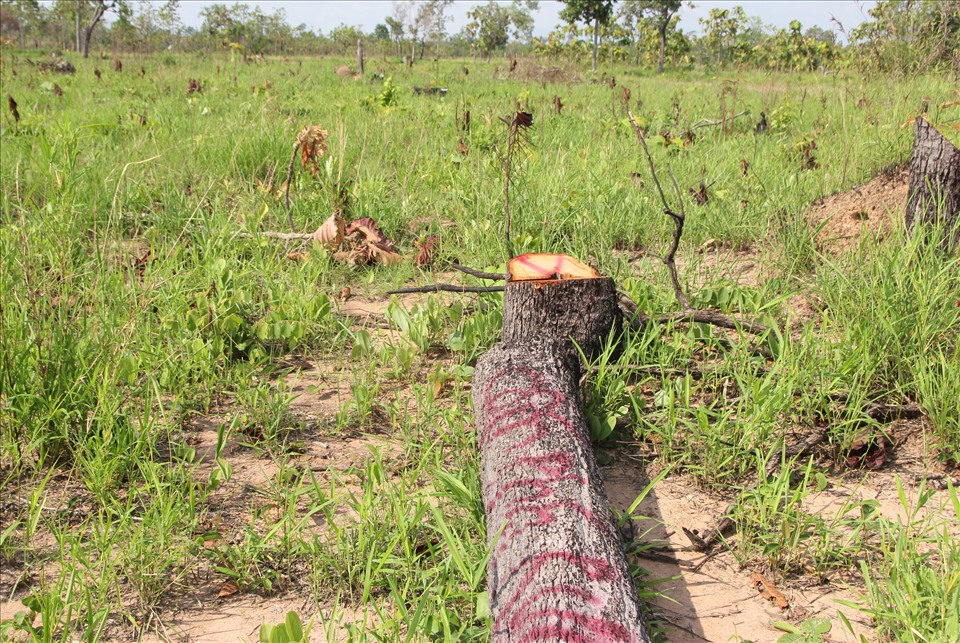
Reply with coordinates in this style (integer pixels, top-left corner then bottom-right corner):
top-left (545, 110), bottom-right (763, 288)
top-left (627, 111), bottom-right (689, 309)
top-left (625, 112), bottom-right (776, 348)
top-left (240, 231), bottom-right (315, 241)
top-left (691, 110), bottom-right (749, 130)
top-left (451, 264), bottom-right (506, 281)
top-left (503, 118), bottom-right (517, 257)
top-left (284, 139), bottom-right (301, 232)
top-left (387, 284), bottom-right (505, 295)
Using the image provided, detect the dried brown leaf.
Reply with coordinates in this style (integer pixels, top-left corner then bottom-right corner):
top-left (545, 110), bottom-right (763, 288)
top-left (415, 235), bottom-right (439, 268)
top-left (313, 212), bottom-right (345, 247)
top-left (847, 432), bottom-right (888, 470)
top-left (752, 573), bottom-right (789, 609)
top-left (297, 125), bottom-right (329, 178)
top-left (217, 579), bottom-right (240, 598)
top-left (7, 95), bottom-right (19, 123)
top-left (365, 241), bottom-right (403, 266)
top-left (346, 217), bottom-right (397, 252)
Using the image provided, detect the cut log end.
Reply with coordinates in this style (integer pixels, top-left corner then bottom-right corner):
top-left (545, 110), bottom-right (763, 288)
top-left (508, 253), bottom-right (600, 281)
top-left (503, 254), bottom-right (621, 359)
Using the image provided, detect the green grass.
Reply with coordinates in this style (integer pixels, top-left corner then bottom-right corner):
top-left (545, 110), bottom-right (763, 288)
top-left (1, 50), bottom-right (959, 641)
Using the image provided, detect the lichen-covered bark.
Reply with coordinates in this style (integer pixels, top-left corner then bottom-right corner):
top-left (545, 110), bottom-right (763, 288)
top-left (906, 117), bottom-right (960, 248)
top-left (473, 272), bottom-right (650, 643)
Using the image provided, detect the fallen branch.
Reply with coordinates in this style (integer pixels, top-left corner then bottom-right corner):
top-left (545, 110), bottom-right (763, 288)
top-left (691, 110), bottom-right (749, 131)
top-left (240, 230), bottom-right (316, 241)
top-left (451, 264), bottom-right (506, 281)
top-left (619, 293), bottom-right (774, 359)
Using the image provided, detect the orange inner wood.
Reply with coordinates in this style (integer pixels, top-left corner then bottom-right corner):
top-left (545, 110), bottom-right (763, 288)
top-left (507, 253), bottom-right (600, 281)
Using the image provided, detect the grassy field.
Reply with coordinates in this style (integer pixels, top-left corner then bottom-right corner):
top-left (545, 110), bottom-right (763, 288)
top-left (2, 49), bottom-right (959, 642)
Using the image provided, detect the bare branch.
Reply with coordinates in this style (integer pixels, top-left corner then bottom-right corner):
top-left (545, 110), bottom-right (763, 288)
top-left (691, 110), bottom-right (749, 130)
top-left (451, 264), bottom-right (506, 281)
top-left (627, 111), bottom-right (690, 309)
top-left (284, 139), bottom-right (301, 232)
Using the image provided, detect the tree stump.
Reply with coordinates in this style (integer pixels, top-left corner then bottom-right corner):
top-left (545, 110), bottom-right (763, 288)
top-left (906, 117), bottom-right (960, 248)
top-left (473, 254), bottom-right (650, 642)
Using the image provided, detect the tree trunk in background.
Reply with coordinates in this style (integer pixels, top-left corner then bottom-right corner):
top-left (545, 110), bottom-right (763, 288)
top-left (592, 18), bottom-right (599, 73)
top-left (906, 117), bottom-right (960, 249)
top-left (473, 270), bottom-right (650, 643)
top-left (657, 25), bottom-right (667, 74)
top-left (356, 38), bottom-right (364, 75)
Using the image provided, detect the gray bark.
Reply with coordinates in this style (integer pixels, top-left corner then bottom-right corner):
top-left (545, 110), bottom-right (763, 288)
top-left (473, 276), bottom-right (650, 642)
top-left (906, 117), bottom-right (960, 249)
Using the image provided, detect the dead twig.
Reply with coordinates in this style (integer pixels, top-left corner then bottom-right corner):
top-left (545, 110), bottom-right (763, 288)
top-left (284, 139), bottom-right (301, 231)
top-left (691, 110), bottom-right (749, 130)
top-left (501, 111), bottom-right (533, 259)
top-left (627, 111), bottom-right (689, 309)
top-left (451, 264), bottom-right (506, 281)
top-left (624, 113), bottom-right (777, 356)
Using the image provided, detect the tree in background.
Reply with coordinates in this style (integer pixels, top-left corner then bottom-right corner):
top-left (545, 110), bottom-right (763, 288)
top-left (697, 6), bottom-right (763, 66)
top-left (850, 0), bottom-right (960, 74)
top-left (618, 0), bottom-right (682, 72)
top-left (384, 15), bottom-right (404, 57)
top-left (80, 0), bottom-right (124, 57)
top-left (413, 0), bottom-right (453, 59)
top-left (2, 0), bottom-right (46, 48)
top-left (464, 1), bottom-right (539, 58)
top-left (560, 0), bottom-right (616, 72)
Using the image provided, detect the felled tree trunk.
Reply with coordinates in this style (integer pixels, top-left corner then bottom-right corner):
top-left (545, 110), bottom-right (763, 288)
top-left (906, 117), bottom-right (960, 248)
top-left (473, 254), bottom-right (650, 643)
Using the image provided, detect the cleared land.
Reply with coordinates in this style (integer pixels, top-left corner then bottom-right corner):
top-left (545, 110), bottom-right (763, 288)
top-left (1, 52), bottom-right (959, 642)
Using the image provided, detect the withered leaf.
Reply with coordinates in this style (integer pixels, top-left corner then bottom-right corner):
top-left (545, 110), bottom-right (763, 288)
top-left (689, 182), bottom-right (709, 206)
top-left (346, 217), bottom-right (397, 252)
top-left (313, 212), bottom-right (345, 247)
top-left (217, 579), bottom-right (240, 598)
top-left (752, 573), bottom-right (789, 609)
top-left (7, 95), bottom-right (19, 123)
top-left (297, 125), bottom-right (329, 178)
top-left (513, 111), bottom-right (533, 129)
top-left (415, 235), bottom-right (439, 268)
top-left (847, 431), bottom-right (888, 470)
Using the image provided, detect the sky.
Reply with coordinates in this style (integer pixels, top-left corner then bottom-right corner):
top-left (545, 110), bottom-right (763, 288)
top-left (174, 1), bottom-right (878, 41)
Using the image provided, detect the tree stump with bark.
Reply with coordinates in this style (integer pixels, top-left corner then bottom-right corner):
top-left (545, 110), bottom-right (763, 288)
top-left (906, 117), bottom-right (960, 249)
top-left (473, 254), bottom-right (651, 643)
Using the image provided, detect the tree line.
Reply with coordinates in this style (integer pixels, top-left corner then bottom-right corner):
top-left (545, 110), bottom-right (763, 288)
top-left (0, 0), bottom-right (957, 74)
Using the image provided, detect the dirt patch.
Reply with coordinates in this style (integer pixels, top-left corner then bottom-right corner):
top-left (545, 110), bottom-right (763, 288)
top-left (806, 169), bottom-right (909, 253)
top-left (601, 428), bottom-right (956, 643)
